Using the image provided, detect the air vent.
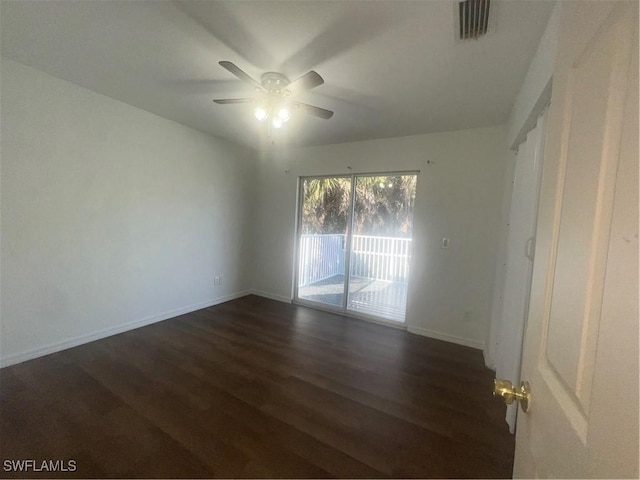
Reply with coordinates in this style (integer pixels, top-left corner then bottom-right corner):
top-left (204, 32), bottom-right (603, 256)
top-left (458, 0), bottom-right (490, 40)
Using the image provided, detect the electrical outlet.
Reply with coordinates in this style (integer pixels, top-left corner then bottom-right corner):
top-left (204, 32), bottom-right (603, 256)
top-left (214, 275), bottom-right (221, 286)
top-left (441, 237), bottom-right (450, 249)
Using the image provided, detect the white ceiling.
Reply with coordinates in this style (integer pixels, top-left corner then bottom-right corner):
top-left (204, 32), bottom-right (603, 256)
top-left (1, 0), bottom-right (555, 150)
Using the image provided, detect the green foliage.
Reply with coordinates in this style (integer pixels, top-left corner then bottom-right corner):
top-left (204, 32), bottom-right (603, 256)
top-left (301, 175), bottom-right (417, 237)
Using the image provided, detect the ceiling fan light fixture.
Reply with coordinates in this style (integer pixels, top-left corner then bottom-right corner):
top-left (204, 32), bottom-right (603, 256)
top-left (277, 107), bottom-right (291, 122)
top-left (254, 106), bottom-right (269, 121)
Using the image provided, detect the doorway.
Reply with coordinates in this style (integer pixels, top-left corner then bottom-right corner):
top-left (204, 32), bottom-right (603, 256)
top-left (295, 173), bottom-right (418, 323)
top-left (494, 109), bottom-right (548, 432)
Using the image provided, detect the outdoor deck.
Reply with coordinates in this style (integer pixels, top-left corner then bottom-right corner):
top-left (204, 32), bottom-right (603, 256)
top-left (298, 274), bottom-right (408, 322)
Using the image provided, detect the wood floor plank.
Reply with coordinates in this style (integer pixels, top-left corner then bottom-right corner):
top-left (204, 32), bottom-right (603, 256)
top-left (0, 295), bottom-right (513, 478)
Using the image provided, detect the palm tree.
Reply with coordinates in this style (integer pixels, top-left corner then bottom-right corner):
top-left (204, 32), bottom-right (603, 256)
top-left (301, 175), bottom-right (416, 237)
top-left (301, 177), bottom-right (351, 234)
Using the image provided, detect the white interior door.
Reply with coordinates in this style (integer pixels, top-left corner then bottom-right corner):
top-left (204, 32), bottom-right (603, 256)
top-left (496, 110), bottom-right (547, 433)
top-left (514, 2), bottom-right (638, 478)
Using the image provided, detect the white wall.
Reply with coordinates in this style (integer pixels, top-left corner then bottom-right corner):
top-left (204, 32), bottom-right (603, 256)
top-left (507, 2), bottom-right (560, 149)
top-left (0, 58), bottom-right (256, 366)
top-left (252, 126), bottom-right (508, 349)
top-left (484, 149), bottom-right (517, 368)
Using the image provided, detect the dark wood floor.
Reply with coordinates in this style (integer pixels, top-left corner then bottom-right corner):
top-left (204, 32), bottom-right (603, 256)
top-left (1, 295), bottom-right (514, 478)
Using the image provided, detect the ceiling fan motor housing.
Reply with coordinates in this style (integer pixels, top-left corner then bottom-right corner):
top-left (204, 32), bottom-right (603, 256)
top-left (260, 72), bottom-right (291, 95)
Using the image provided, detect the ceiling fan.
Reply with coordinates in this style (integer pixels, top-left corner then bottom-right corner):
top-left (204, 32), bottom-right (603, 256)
top-left (213, 61), bottom-right (334, 129)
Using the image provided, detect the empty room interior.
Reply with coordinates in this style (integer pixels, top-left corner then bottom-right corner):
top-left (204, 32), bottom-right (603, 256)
top-left (1, 0), bottom-right (638, 478)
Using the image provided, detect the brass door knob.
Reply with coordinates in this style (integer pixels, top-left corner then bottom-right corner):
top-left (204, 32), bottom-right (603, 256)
top-left (493, 379), bottom-right (531, 413)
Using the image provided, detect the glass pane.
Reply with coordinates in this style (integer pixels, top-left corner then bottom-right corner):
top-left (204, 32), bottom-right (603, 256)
top-left (347, 175), bottom-right (417, 322)
top-left (297, 177), bottom-right (351, 308)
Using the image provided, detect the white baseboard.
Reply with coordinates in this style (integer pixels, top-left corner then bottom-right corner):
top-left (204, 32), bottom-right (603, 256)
top-left (407, 326), bottom-right (485, 351)
top-left (0, 290), bottom-right (251, 368)
top-left (249, 289), bottom-right (292, 304)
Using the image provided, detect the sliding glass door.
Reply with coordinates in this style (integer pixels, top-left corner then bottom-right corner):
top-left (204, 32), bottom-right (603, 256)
top-left (295, 173), bottom-right (417, 323)
top-left (297, 176), bottom-right (352, 308)
top-left (346, 175), bottom-right (416, 321)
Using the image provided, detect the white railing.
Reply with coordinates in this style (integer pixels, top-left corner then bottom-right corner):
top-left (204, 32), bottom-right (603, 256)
top-left (298, 234), bottom-right (412, 287)
top-left (351, 235), bottom-right (412, 283)
top-left (298, 234), bottom-right (345, 287)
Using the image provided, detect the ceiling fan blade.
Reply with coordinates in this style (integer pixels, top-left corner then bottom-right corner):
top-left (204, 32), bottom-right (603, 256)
top-left (213, 98), bottom-right (255, 104)
top-left (218, 61), bottom-right (264, 92)
top-left (286, 71), bottom-right (324, 96)
top-left (291, 101), bottom-right (334, 120)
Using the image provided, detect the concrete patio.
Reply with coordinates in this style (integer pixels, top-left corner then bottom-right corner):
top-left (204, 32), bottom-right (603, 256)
top-left (298, 274), bottom-right (408, 322)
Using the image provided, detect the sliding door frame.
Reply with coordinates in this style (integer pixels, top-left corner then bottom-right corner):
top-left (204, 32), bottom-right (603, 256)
top-left (341, 178), bottom-right (357, 311)
top-left (293, 174), bottom-right (351, 316)
top-left (293, 170), bottom-right (420, 328)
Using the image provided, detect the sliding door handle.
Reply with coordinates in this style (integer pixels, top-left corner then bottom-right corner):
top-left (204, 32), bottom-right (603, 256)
top-left (525, 237), bottom-right (535, 261)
